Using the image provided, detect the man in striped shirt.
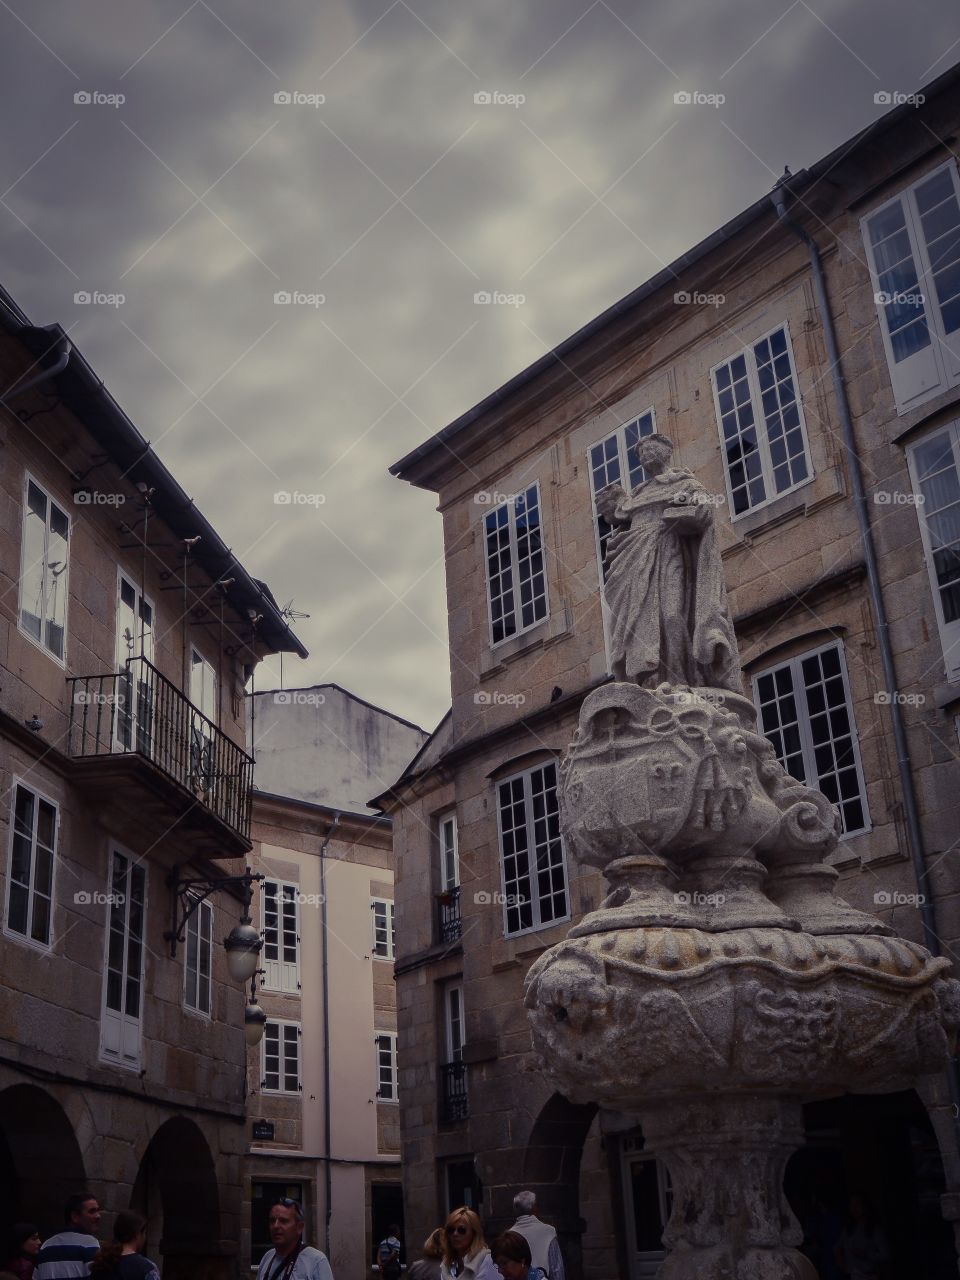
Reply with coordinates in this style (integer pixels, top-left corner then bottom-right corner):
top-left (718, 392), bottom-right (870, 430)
top-left (34, 1195), bottom-right (101, 1280)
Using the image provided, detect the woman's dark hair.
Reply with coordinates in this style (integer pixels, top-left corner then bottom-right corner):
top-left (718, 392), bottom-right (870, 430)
top-left (7, 1225), bottom-right (38, 1257)
top-left (491, 1232), bottom-right (532, 1266)
top-left (90, 1212), bottom-right (147, 1275)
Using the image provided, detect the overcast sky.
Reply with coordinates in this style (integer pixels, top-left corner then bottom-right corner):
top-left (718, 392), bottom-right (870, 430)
top-left (1, 0), bottom-right (957, 729)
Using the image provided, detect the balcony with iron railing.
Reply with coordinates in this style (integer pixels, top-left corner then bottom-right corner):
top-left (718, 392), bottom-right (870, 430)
top-left (67, 655), bottom-right (253, 856)
top-left (440, 1059), bottom-right (468, 1125)
top-left (436, 885), bottom-right (462, 944)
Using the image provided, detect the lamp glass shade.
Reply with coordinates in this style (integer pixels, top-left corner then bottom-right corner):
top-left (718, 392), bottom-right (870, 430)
top-left (244, 1000), bottom-right (267, 1047)
top-left (224, 923), bottom-right (262, 983)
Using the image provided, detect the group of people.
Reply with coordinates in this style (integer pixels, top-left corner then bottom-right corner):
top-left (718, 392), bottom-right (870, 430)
top-left (2, 1196), bottom-right (159, 1280)
top-left (402, 1192), bottom-right (565, 1280)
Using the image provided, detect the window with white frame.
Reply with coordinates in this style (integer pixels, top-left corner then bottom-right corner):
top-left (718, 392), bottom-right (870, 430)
top-left (262, 1020), bottom-right (301, 1093)
top-left (496, 761), bottom-right (568, 936)
top-left (907, 422), bottom-right (960, 679)
top-left (711, 325), bottom-right (812, 517)
top-left (588, 409), bottom-right (655, 580)
top-left (752, 643), bottom-right (869, 836)
top-left (19, 476), bottom-right (69, 660)
top-left (445, 983), bottom-right (464, 1062)
top-left (484, 484), bottom-right (548, 645)
top-left (100, 851), bottom-right (147, 1069)
top-left (439, 813), bottom-right (459, 891)
top-left (862, 161), bottom-right (960, 414)
top-left (375, 1032), bottom-right (398, 1101)
top-left (184, 897), bottom-right (213, 1015)
top-left (262, 880), bottom-right (300, 992)
top-left (5, 782), bottom-right (57, 947)
top-left (371, 898), bottom-right (395, 959)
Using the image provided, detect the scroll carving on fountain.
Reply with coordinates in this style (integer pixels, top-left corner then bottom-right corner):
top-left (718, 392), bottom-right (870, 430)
top-left (523, 434), bottom-right (960, 1279)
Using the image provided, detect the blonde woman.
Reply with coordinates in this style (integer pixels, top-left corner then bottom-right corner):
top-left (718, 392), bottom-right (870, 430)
top-left (440, 1209), bottom-right (497, 1280)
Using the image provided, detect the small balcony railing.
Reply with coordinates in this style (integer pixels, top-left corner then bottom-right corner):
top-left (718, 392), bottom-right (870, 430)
top-left (437, 886), bottom-right (462, 943)
top-left (67, 655), bottom-right (253, 840)
top-left (440, 1060), bottom-right (468, 1124)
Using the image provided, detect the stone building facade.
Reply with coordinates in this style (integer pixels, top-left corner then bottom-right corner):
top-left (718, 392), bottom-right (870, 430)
top-left (0, 283), bottom-right (305, 1279)
top-left (243, 687), bottom-right (426, 1280)
top-left (378, 65), bottom-right (960, 1280)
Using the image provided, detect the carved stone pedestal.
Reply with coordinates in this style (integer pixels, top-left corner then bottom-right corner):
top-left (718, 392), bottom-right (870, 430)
top-left (639, 1097), bottom-right (816, 1280)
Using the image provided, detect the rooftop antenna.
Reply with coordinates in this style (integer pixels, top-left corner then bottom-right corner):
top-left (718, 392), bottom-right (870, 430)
top-left (279, 600), bottom-right (310, 688)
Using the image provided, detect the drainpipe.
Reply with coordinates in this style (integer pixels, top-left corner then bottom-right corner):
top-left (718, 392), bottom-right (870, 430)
top-left (0, 328), bottom-right (71, 405)
top-left (770, 180), bottom-right (960, 1162)
top-left (320, 810), bottom-right (340, 1256)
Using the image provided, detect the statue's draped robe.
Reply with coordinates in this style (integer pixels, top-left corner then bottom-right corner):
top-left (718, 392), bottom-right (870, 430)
top-left (604, 468), bottom-right (743, 693)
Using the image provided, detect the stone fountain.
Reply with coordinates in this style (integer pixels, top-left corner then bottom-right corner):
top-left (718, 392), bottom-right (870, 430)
top-left (523, 433), bottom-right (960, 1279)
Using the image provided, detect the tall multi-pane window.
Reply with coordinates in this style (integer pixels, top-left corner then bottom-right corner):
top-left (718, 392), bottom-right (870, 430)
top-left (263, 880), bottom-right (300, 992)
top-left (588, 410), bottom-right (655, 579)
top-left (371, 898), bottom-right (396, 960)
top-left (375, 1032), bottom-right (398, 1101)
top-left (752, 643), bottom-right (869, 836)
top-left (484, 484), bottom-right (548, 645)
top-left (445, 984), bottom-right (464, 1061)
top-left (496, 761), bottom-right (568, 936)
top-left (19, 476), bottom-right (69, 660)
top-left (184, 897), bottom-right (213, 1015)
top-left (439, 813), bottom-right (459, 891)
top-left (5, 783), bottom-right (57, 947)
top-left (710, 325), bottom-right (811, 517)
top-left (907, 423), bottom-right (960, 679)
top-left (100, 851), bottom-right (147, 1068)
top-left (862, 161), bottom-right (960, 413)
top-left (263, 1021), bottom-right (301, 1092)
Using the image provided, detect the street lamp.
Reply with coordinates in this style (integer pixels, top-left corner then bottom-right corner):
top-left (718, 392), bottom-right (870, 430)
top-left (165, 865), bottom-right (266, 1028)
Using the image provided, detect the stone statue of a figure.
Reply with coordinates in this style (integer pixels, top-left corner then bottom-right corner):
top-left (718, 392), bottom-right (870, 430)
top-left (596, 432), bottom-right (742, 693)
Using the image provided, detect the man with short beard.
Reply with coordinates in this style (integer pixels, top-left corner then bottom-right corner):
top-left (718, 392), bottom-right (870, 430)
top-left (255, 1200), bottom-right (333, 1280)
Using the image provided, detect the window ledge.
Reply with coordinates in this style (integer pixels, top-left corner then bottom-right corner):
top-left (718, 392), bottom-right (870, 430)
top-left (721, 473), bottom-right (840, 555)
top-left (933, 680), bottom-right (960, 711)
top-left (480, 603), bottom-right (572, 676)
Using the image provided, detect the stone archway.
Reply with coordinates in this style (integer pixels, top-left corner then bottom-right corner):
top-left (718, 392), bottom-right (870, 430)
top-left (0, 1084), bottom-right (88, 1240)
top-left (130, 1116), bottom-right (221, 1280)
top-left (786, 1089), bottom-right (956, 1279)
top-left (519, 1093), bottom-right (598, 1280)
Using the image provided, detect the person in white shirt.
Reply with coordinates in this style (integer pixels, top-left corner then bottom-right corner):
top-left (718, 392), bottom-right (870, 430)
top-left (507, 1194), bottom-right (564, 1280)
top-left (255, 1200), bottom-right (333, 1280)
top-left (34, 1195), bottom-right (101, 1280)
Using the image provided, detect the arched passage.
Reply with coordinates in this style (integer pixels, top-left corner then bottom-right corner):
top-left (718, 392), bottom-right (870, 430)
top-left (520, 1093), bottom-right (597, 1280)
top-left (131, 1117), bottom-right (221, 1280)
top-left (0, 1084), bottom-right (87, 1240)
top-left (786, 1089), bottom-right (956, 1279)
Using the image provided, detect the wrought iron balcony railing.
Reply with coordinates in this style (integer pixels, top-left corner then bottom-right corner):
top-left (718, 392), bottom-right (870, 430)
top-left (436, 886), bottom-right (462, 943)
top-left (67, 656), bottom-right (253, 840)
top-left (440, 1059), bottom-right (468, 1124)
